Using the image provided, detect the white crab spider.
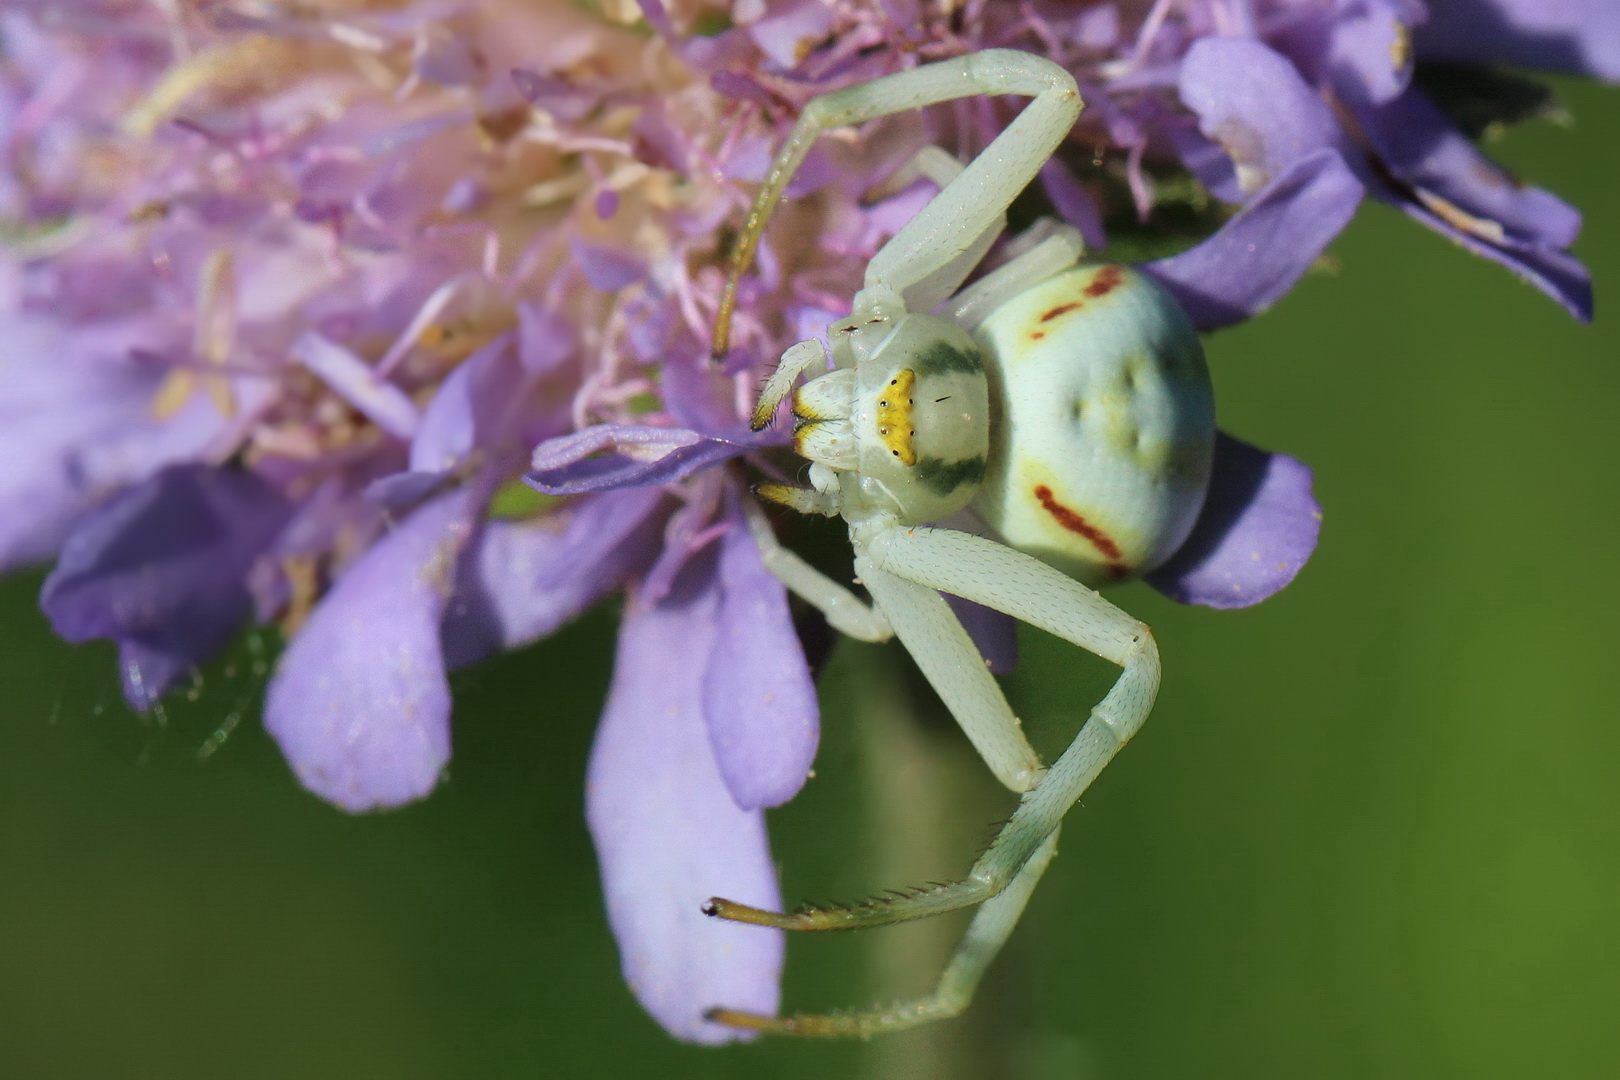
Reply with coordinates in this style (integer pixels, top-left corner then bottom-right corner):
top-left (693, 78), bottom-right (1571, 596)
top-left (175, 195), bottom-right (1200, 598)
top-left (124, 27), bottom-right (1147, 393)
top-left (703, 50), bottom-right (1214, 1037)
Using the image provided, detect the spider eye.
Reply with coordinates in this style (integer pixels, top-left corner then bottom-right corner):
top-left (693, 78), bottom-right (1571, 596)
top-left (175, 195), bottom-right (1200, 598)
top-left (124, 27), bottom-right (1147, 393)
top-left (873, 367), bottom-right (921, 467)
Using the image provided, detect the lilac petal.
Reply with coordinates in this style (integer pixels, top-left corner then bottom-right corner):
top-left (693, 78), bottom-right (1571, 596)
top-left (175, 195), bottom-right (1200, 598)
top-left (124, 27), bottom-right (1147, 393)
top-left (1416, 0), bottom-right (1620, 81)
top-left (506, 70), bottom-right (602, 122)
top-left (749, 0), bottom-right (833, 69)
top-left (1362, 88), bottom-right (1580, 246)
top-left (516, 301), bottom-right (575, 374)
top-left (1146, 433), bottom-right (1322, 609)
top-left (264, 489), bottom-right (477, 812)
top-left (943, 593), bottom-right (1019, 677)
top-left (639, 475), bottom-right (727, 606)
top-left (568, 237), bottom-right (645, 293)
top-left (1326, 0), bottom-right (1422, 108)
top-left (635, 0), bottom-right (678, 39)
top-left (531, 424), bottom-right (701, 470)
top-left (40, 464), bottom-right (292, 709)
top-left (414, 30), bottom-right (481, 87)
top-left (409, 334), bottom-right (524, 475)
top-left (588, 570), bottom-right (783, 1044)
top-left (364, 470), bottom-right (445, 508)
top-left (1178, 37), bottom-right (1343, 197)
top-left (1355, 88), bottom-right (1591, 319)
top-left (1039, 159), bottom-right (1107, 250)
top-left (1075, 2), bottom-right (1122, 48)
top-left (661, 349), bottom-right (739, 435)
top-left (290, 332), bottom-right (420, 440)
top-left (440, 486), bottom-right (668, 669)
top-left (0, 320), bottom-right (226, 571)
top-left (1166, 120), bottom-right (1245, 206)
top-left (701, 504), bottom-right (818, 810)
top-left (1145, 148), bottom-right (1364, 330)
top-left (722, 135), bottom-right (835, 198)
top-left (527, 424), bottom-right (759, 495)
top-left (711, 69), bottom-right (775, 107)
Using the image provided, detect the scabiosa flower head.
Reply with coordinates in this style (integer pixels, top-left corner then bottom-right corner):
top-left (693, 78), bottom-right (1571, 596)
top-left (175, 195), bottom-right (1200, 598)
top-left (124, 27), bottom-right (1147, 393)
top-left (3, 0), bottom-right (1614, 1045)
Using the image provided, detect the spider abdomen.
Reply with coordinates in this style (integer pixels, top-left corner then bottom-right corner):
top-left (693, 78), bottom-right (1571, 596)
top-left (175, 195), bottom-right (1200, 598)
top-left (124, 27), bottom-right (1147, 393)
top-left (971, 263), bottom-right (1215, 587)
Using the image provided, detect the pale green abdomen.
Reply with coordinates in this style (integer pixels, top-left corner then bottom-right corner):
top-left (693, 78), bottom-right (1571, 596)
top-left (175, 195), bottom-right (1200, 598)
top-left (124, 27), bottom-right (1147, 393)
top-left (971, 263), bottom-right (1215, 588)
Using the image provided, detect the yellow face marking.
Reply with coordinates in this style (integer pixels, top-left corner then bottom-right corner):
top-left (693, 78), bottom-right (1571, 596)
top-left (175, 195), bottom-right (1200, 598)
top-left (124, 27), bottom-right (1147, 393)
top-left (875, 369), bottom-right (918, 466)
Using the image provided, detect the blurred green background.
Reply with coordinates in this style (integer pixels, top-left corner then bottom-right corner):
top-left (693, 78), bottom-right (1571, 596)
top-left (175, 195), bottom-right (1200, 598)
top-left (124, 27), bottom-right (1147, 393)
top-left (3, 80), bottom-right (1617, 1080)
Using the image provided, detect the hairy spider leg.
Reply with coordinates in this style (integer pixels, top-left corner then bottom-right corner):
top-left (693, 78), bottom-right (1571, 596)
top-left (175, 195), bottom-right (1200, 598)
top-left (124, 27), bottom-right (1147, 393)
top-left (706, 528), bottom-right (1157, 1033)
top-left (711, 525), bottom-right (1157, 926)
top-left (712, 49), bottom-right (1082, 358)
top-left (741, 495), bottom-right (893, 643)
top-left (707, 829), bottom-right (1060, 1037)
top-left (945, 223), bottom-right (1086, 331)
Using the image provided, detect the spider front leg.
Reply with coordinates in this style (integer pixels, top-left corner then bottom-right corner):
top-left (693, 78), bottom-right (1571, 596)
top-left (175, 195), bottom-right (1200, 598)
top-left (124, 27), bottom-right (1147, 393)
top-left (742, 493), bottom-right (893, 643)
top-left (703, 545), bottom-right (1045, 928)
top-left (705, 525), bottom-right (1158, 1034)
top-left (713, 49), bottom-right (1081, 356)
top-left (863, 525), bottom-right (1160, 914)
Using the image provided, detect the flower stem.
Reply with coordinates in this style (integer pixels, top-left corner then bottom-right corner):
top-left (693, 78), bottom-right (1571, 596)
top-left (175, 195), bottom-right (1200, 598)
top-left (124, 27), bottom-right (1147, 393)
top-left (846, 640), bottom-right (1016, 1076)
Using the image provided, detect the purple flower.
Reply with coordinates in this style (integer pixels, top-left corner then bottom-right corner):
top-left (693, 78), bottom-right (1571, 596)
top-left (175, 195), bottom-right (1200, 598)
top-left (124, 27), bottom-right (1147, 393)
top-left (2, 0), bottom-right (1614, 1045)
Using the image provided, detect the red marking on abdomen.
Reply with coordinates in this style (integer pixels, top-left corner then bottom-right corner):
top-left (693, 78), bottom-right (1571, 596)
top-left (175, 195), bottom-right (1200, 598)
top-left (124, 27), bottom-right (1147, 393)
top-left (1033, 485), bottom-right (1123, 560)
top-left (1084, 264), bottom-right (1124, 298)
top-left (1040, 301), bottom-right (1082, 322)
top-left (1030, 330), bottom-right (1046, 341)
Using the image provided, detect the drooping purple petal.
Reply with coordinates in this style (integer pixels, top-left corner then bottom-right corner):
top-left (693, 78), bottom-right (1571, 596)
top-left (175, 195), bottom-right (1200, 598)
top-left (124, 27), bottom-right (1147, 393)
top-left (1416, 0), bottom-right (1620, 81)
top-left (264, 488), bottom-right (477, 812)
top-left (1362, 87), bottom-right (1580, 246)
top-left (39, 464), bottom-right (292, 710)
top-left (701, 502), bottom-right (818, 810)
top-left (1178, 36), bottom-right (1343, 197)
top-left (588, 565), bottom-right (783, 1044)
top-left (943, 593), bottom-right (1019, 677)
top-left (1145, 148), bottom-right (1364, 330)
top-left (440, 486), bottom-right (669, 669)
top-left (1354, 87), bottom-right (1592, 320)
top-left (1146, 433), bottom-right (1322, 609)
top-left (527, 424), bottom-right (762, 495)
